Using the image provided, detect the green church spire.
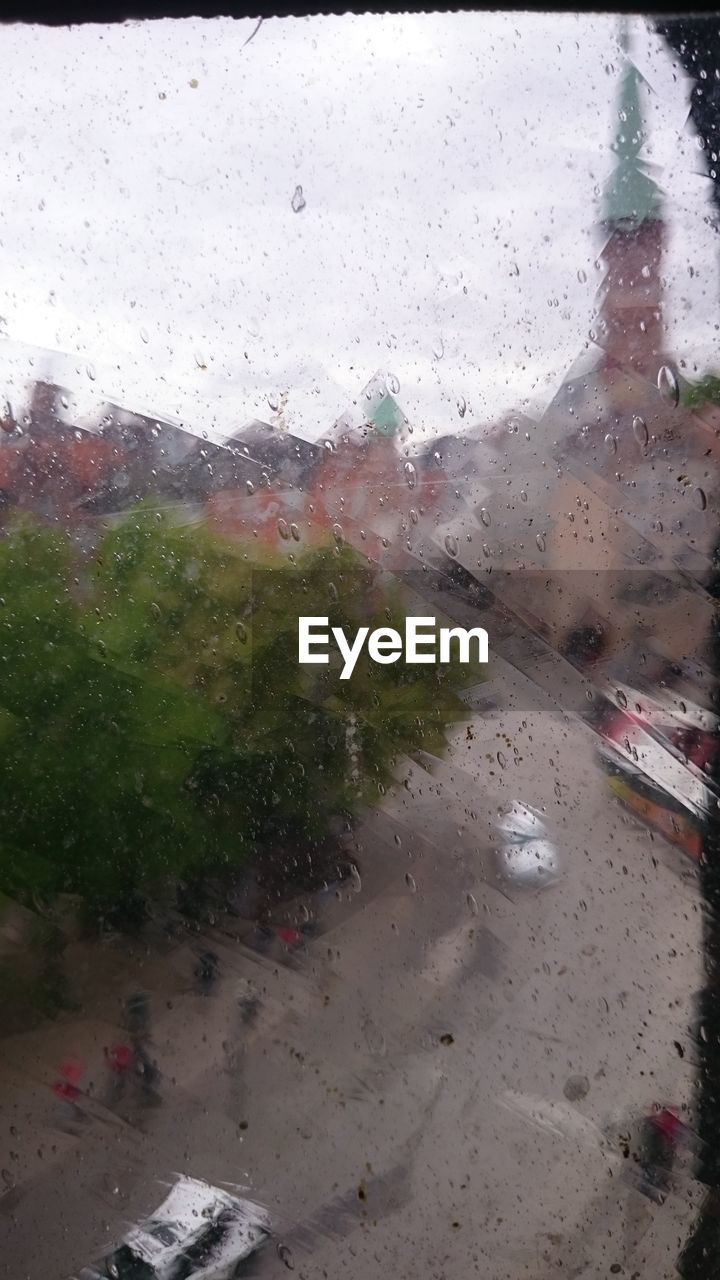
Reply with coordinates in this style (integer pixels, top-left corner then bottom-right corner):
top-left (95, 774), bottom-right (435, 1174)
top-left (602, 26), bottom-right (663, 231)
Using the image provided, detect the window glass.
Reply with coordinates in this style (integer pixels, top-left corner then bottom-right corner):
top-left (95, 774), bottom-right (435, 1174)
top-left (0, 13), bottom-right (719, 1280)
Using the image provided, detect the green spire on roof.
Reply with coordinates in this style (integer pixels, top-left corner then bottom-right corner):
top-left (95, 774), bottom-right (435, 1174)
top-left (361, 372), bottom-right (404, 437)
top-left (603, 31), bottom-right (663, 231)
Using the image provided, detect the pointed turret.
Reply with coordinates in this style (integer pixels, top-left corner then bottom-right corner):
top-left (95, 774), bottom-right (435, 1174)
top-left (602, 34), bottom-right (663, 233)
top-left (597, 25), bottom-right (666, 378)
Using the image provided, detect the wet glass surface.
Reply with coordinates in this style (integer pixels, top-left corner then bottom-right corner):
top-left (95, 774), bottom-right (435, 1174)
top-left (1, 11), bottom-right (720, 1279)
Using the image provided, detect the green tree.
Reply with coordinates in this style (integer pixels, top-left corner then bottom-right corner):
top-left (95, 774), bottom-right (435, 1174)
top-left (0, 508), bottom-right (481, 925)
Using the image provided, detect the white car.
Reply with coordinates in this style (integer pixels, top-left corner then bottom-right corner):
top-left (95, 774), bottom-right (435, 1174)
top-left (74, 1175), bottom-right (270, 1280)
top-left (494, 800), bottom-right (563, 889)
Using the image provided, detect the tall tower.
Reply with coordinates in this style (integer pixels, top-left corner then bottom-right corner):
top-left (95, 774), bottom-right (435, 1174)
top-left (597, 26), bottom-right (665, 379)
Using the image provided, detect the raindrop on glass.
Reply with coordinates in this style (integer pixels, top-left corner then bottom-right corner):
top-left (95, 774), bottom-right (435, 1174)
top-left (267, 393), bottom-right (279, 412)
top-left (150, 602), bottom-right (161, 621)
top-left (409, 508), bottom-right (419, 525)
top-left (535, 532), bottom-right (546, 552)
top-left (617, 689), bottom-right (628, 708)
top-left (604, 432), bottom-right (617, 454)
top-left (444, 533), bottom-right (459, 558)
top-left (246, 479), bottom-right (255, 495)
top-left (694, 486), bottom-right (708, 511)
top-left (457, 396), bottom-right (467, 418)
top-left (86, 363), bottom-right (96, 382)
top-left (405, 872), bottom-right (417, 893)
top-left (632, 415), bottom-right (648, 446)
top-left (332, 523), bottom-right (344, 545)
top-left (291, 185), bottom-right (306, 214)
top-left (657, 364), bottom-right (679, 407)
top-left (236, 621), bottom-right (248, 643)
top-left (404, 461), bottom-right (417, 489)
top-left (290, 522), bottom-right (300, 542)
top-left (140, 327), bottom-right (149, 344)
top-left (480, 507), bottom-right (491, 527)
top-left (387, 373), bottom-right (400, 395)
top-left (277, 517), bottom-right (290, 540)
top-left (466, 892), bottom-right (479, 916)
top-left (277, 1243), bottom-right (295, 1270)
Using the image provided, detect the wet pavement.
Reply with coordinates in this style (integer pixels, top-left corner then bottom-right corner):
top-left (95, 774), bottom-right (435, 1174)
top-left (0, 654), bottom-right (701, 1280)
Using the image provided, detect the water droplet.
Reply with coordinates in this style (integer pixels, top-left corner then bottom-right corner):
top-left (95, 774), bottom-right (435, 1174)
top-left (267, 392), bottom-right (279, 412)
top-left (150, 602), bottom-right (162, 621)
top-left (405, 872), bottom-right (417, 892)
top-left (236, 621), bottom-right (248, 643)
top-left (617, 689), bottom-right (628, 708)
top-left (350, 864), bottom-right (362, 893)
top-left (290, 522), bottom-right (300, 542)
top-left (433, 450), bottom-right (443, 467)
top-left (328, 582), bottom-right (339, 602)
top-left (466, 892), bottom-right (479, 916)
top-left (433, 337), bottom-right (445, 360)
top-left (277, 517), bottom-right (290, 540)
top-left (409, 508), bottom-right (419, 525)
top-left (404, 461), bottom-right (417, 489)
top-left (277, 1243), bottom-right (295, 1270)
top-left (657, 364), bottom-right (679, 407)
top-left (509, 262), bottom-right (520, 276)
top-left (535, 532), bottom-right (546, 552)
top-left (694, 486), bottom-right (708, 511)
top-left (332, 523), bottom-right (344, 545)
top-left (194, 350), bottom-right (206, 369)
top-left (60, 395), bottom-right (69, 409)
top-left (604, 432), bottom-right (617, 454)
top-left (632, 415), bottom-right (648, 446)
top-left (457, 396), bottom-right (467, 418)
top-left (520, 489), bottom-right (528, 502)
top-left (496, 750), bottom-right (507, 767)
top-left (140, 327), bottom-right (149, 344)
top-left (86, 363), bottom-right (96, 382)
top-left (291, 185), bottom-right (306, 214)
top-left (246, 479), bottom-right (255, 495)
top-left (577, 268), bottom-right (587, 283)
top-left (444, 533), bottom-right (459, 558)
top-left (480, 507), bottom-right (491, 527)
top-left (563, 1074), bottom-right (590, 1102)
top-left (387, 373), bottom-right (400, 394)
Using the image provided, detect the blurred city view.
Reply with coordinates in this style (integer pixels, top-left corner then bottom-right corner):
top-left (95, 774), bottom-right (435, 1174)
top-left (2, 11), bottom-right (720, 1280)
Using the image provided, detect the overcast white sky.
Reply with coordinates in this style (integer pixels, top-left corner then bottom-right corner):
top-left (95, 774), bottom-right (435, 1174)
top-left (0, 12), bottom-right (715, 442)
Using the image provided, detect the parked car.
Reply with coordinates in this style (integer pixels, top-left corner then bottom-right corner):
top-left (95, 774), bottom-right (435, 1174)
top-left (494, 800), bottom-right (563, 889)
top-left (71, 1175), bottom-right (270, 1280)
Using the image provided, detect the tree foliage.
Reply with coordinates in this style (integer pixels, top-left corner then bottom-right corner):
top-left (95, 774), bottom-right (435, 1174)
top-left (0, 508), bottom-right (480, 921)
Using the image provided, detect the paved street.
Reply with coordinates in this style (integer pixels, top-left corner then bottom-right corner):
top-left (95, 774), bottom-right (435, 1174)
top-left (0, 648), bottom-right (703, 1280)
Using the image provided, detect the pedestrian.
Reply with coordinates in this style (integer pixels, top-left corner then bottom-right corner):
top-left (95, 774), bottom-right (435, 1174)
top-left (195, 949), bottom-right (219, 994)
top-left (637, 1105), bottom-right (685, 1203)
top-left (104, 1041), bottom-right (134, 1105)
top-left (51, 1056), bottom-right (87, 1130)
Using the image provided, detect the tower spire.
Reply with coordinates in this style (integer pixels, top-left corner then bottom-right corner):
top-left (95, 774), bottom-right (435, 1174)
top-left (596, 23), bottom-right (666, 378)
top-left (603, 28), bottom-right (663, 232)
